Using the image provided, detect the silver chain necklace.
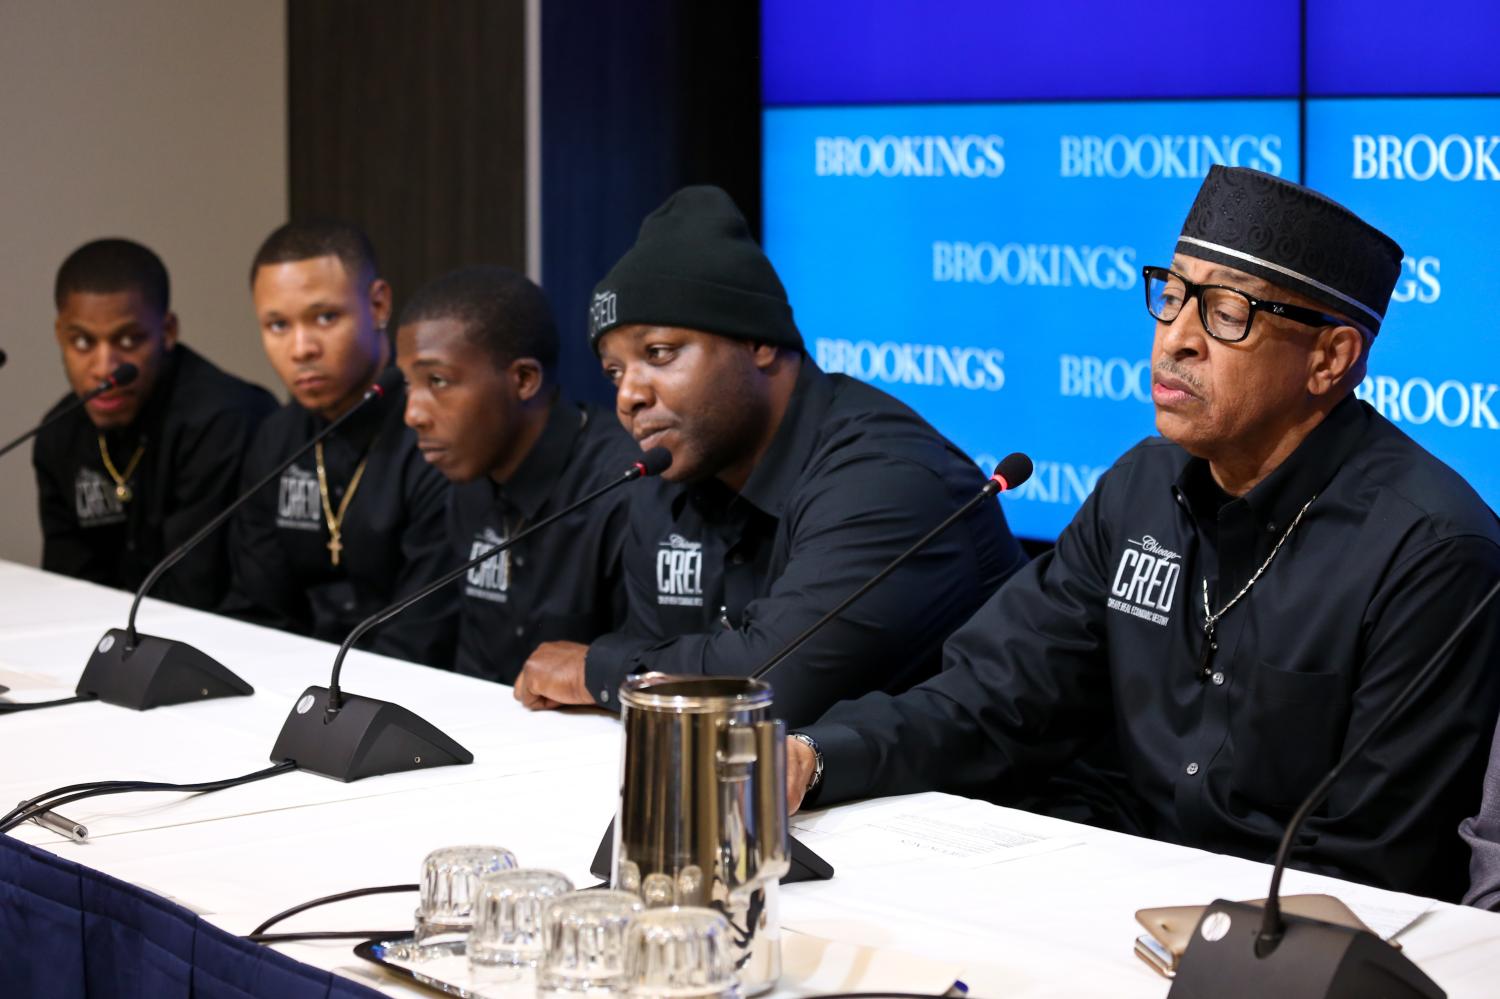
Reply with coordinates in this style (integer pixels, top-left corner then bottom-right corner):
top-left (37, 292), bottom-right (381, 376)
top-left (1196, 494), bottom-right (1317, 681)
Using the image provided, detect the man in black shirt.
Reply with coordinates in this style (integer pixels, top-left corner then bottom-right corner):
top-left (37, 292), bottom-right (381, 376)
top-left (789, 166), bottom-right (1500, 902)
top-left (513, 186), bottom-right (1027, 726)
top-left (226, 222), bottom-right (454, 666)
top-left (34, 238), bottom-right (276, 609)
top-left (396, 266), bottom-right (638, 683)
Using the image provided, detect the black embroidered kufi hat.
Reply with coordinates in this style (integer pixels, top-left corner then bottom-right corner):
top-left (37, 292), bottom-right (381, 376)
top-left (1177, 166), bottom-right (1403, 334)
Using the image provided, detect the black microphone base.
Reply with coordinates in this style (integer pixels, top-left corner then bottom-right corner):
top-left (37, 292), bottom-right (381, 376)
top-left (1168, 900), bottom-right (1443, 999)
top-left (589, 818), bottom-right (834, 885)
top-left (76, 629), bottom-right (254, 709)
top-left (270, 685), bottom-right (473, 782)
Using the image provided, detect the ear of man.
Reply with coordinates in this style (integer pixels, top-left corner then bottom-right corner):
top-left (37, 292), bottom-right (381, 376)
top-left (368, 278), bottom-right (393, 329)
top-left (1307, 323), bottom-right (1366, 398)
top-left (748, 340), bottom-right (781, 369)
top-left (510, 356), bottom-right (546, 402)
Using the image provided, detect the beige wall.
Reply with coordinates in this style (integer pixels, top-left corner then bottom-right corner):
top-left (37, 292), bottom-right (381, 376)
top-left (0, 0), bottom-right (287, 565)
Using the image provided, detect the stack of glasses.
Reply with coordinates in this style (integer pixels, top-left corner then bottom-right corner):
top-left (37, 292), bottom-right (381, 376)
top-left (414, 844), bottom-right (745, 999)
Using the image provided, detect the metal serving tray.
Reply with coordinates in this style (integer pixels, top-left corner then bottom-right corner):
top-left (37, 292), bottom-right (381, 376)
top-left (353, 936), bottom-right (540, 998)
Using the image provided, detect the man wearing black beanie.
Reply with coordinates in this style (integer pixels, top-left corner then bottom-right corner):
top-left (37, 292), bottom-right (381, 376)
top-left (513, 185), bottom-right (1028, 726)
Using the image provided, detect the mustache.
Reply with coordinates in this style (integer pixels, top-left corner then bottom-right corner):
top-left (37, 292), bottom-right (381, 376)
top-left (1154, 359), bottom-right (1205, 394)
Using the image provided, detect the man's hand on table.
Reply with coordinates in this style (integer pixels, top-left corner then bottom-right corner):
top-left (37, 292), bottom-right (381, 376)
top-left (514, 641), bottom-right (593, 710)
top-left (786, 734), bottom-right (818, 814)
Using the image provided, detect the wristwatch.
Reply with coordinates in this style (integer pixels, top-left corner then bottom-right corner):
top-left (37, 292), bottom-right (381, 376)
top-left (789, 732), bottom-right (824, 793)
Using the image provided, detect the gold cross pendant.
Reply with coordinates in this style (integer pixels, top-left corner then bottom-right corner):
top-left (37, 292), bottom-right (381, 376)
top-left (327, 532), bottom-right (343, 567)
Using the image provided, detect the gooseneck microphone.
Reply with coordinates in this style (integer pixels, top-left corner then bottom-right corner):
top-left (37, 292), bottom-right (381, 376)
top-left (1164, 587), bottom-right (1500, 999)
top-left (752, 451), bottom-right (1033, 682)
top-left (0, 362), bottom-right (138, 460)
top-left (125, 369), bottom-right (402, 647)
top-left (590, 451), bottom-right (1033, 887)
top-left (326, 445), bottom-right (670, 714)
top-left (269, 446), bottom-right (672, 782)
top-left (66, 368), bottom-right (405, 713)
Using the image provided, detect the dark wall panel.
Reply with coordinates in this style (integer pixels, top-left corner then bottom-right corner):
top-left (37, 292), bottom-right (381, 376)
top-left (542, 0), bottom-right (762, 405)
top-left (288, 0), bottom-right (526, 316)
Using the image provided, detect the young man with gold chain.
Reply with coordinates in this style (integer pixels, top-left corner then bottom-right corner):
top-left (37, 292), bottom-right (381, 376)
top-left (34, 238), bottom-right (276, 610)
top-left (225, 222), bottom-right (455, 666)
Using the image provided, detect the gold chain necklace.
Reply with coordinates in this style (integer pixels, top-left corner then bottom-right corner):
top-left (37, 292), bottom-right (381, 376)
top-left (314, 440), bottom-right (369, 567)
top-left (1196, 494), bottom-right (1316, 681)
top-left (97, 434), bottom-right (147, 503)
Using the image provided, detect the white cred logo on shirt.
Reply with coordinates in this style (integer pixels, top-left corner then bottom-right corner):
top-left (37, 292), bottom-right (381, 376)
top-left (656, 534), bottom-right (704, 607)
top-left (74, 468), bottom-right (127, 527)
top-left (276, 464), bottom-right (323, 532)
top-left (1106, 534), bottom-right (1181, 627)
top-left (465, 527), bottom-right (509, 603)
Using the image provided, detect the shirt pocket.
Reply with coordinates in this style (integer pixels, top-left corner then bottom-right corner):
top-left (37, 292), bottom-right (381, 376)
top-left (1231, 660), bottom-right (1345, 810)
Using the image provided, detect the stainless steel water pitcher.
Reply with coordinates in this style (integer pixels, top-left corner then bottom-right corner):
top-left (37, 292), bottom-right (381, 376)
top-left (611, 675), bottom-right (790, 996)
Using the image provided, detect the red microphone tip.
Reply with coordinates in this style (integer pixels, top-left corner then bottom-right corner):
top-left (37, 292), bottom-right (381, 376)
top-left (368, 367), bottom-right (404, 400)
top-left (988, 452), bottom-right (1034, 493)
top-left (636, 446), bottom-right (673, 477)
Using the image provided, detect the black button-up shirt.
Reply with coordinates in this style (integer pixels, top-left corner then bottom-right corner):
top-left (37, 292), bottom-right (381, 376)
top-left (807, 395), bottom-right (1500, 901)
top-left (32, 344), bottom-right (276, 610)
top-left (225, 380), bottom-right (455, 666)
top-left (449, 399), bottom-right (638, 683)
top-left (586, 360), bottom-right (1029, 728)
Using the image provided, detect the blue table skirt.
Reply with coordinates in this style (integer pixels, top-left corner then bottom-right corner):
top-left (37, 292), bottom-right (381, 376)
top-left (1, 835), bottom-right (384, 999)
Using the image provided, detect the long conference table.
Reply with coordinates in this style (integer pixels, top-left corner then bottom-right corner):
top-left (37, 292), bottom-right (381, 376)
top-left (2, 560), bottom-right (1498, 997)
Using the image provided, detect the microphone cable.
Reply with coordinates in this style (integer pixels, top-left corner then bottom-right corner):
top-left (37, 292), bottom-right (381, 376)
top-left (250, 930), bottom-right (414, 944)
top-left (245, 882), bottom-right (418, 944)
top-left (0, 760), bottom-right (297, 835)
top-left (806, 993), bottom-right (962, 998)
top-left (0, 693), bottom-right (97, 713)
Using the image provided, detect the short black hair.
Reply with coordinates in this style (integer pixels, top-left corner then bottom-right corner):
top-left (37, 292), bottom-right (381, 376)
top-left (400, 266), bottom-right (558, 376)
top-left (250, 220), bottom-right (379, 287)
top-left (54, 238), bottom-right (170, 315)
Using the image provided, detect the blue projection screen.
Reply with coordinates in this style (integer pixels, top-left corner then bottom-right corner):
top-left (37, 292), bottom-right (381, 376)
top-left (765, 101), bottom-right (1299, 540)
top-left (763, 4), bottom-right (1500, 540)
top-left (1308, 97), bottom-right (1500, 511)
top-left (761, 0), bottom-right (1299, 104)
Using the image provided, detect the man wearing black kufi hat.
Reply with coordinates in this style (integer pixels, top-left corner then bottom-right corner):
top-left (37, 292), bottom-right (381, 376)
top-left (789, 166), bottom-right (1500, 902)
top-left (512, 185), bottom-right (1028, 726)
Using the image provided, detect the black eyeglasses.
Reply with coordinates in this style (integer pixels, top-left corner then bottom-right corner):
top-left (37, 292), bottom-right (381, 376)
top-left (1142, 266), bottom-right (1359, 344)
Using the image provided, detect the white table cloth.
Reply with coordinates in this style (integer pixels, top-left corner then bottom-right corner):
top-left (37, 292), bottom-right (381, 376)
top-left (2, 562), bottom-right (1496, 997)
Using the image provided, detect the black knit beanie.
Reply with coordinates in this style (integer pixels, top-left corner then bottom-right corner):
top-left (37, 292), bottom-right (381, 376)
top-left (588, 186), bottom-right (803, 353)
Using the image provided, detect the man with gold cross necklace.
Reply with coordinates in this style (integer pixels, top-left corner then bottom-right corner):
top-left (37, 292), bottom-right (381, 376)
top-left (224, 221), bottom-right (455, 668)
top-left (34, 238), bottom-right (277, 611)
